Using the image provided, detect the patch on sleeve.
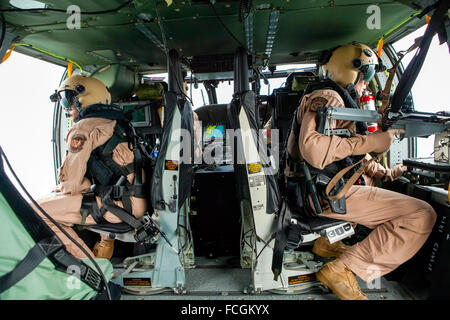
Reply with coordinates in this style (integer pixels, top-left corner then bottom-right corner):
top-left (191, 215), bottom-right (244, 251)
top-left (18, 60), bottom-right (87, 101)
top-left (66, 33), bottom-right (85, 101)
top-left (310, 97), bottom-right (329, 110)
top-left (69, 134), bottom-right (87, 153)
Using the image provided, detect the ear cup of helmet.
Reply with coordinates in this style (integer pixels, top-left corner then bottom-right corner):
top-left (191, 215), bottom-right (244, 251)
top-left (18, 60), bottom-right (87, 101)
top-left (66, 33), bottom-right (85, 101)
top-left (352, 59), bottom-right (362, 69)
top-left (75, 84), bottom-right (85, 94)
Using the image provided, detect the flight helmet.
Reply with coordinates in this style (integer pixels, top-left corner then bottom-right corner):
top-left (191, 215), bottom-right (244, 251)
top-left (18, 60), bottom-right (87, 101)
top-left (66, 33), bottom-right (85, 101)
top-left (50, 75), bottom-right (111, 111)
top-left (321, 42), bottom-right (380, 87)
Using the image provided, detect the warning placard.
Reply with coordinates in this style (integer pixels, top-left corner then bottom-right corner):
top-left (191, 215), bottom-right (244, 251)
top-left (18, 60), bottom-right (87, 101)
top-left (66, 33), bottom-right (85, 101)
top-left (123, 278), bottom-right (152, 286)
top-left (165, 160), bottom-right (179, 171)
top-left (288, 274), bottom-right (316, 285)
top-left (247, 163), bottom-right (262, 174)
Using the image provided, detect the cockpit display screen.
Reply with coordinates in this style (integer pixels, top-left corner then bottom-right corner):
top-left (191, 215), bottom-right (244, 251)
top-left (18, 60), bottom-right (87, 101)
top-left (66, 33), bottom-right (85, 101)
top-left (201, 123), bottom-right (232, 164)
top-left (203, 124), bottom-right (225, 142)
top-left (123, 105), bottom-right (147, 123)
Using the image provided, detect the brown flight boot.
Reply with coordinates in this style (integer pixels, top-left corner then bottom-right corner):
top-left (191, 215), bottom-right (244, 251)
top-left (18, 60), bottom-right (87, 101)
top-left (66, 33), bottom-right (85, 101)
top-left (93, 236), bottom-right (115, 260)
top-left (316, 260), bottom-right (368, 300)
top-left (312, 236), bottom-right (348, 258)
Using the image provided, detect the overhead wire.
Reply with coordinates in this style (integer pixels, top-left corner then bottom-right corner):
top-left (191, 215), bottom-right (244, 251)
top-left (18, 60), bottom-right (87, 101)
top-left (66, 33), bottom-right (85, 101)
top-left (11, 42), bottom-right (83, 72)
top-left (377, 10), bottom-right (423, 55)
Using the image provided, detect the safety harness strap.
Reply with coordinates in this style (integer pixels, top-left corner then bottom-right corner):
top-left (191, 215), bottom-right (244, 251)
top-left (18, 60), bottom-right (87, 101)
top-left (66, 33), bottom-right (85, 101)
top-left (271, 199), bottom-right (293, 281)
top-left (89, 126), bottom-right (133, 183)
top-left (102, 200), bottom-right (142, 230)
top-left (0, 242), bottom-right (48, 294)
top-left (80, 192), bottom-right (107, 225)
top-left (325, 154), bottom-right (382, 200)
top-left (291, 109), bottom-right (301, 142)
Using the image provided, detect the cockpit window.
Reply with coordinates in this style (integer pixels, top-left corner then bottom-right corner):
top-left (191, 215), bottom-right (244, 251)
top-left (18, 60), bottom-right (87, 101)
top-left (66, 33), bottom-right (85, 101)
top-left (393, 25), bottom-right (449, 158)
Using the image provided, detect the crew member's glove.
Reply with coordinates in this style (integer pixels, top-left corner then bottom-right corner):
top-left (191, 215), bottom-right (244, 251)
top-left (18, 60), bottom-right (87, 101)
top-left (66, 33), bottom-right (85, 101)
top-left (383, 164), bottom-right (408, 182)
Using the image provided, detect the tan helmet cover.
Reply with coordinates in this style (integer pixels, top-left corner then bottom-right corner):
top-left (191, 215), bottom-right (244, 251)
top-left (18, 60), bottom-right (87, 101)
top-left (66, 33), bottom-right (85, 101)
top-left (322, 42), bottom-right (378, 87)
top-left (58, 75), bottom-right (111, 108)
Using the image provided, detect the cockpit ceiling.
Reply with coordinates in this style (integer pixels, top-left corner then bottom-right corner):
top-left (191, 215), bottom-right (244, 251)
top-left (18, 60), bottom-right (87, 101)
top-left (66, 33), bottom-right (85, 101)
top-left (1, 0), bottom-right (428, 74)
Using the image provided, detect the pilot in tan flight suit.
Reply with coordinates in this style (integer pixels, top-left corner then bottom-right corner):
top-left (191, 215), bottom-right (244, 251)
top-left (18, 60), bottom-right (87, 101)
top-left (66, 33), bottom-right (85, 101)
top-left (286, 42), bottom-right (437, 300)
top-left (35, 75), bottom-right (147, 260)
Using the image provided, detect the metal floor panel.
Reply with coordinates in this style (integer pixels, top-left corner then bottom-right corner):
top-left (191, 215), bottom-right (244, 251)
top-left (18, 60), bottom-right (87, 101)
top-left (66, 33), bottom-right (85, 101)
top-left (120, 266), bottom-right (414, 300)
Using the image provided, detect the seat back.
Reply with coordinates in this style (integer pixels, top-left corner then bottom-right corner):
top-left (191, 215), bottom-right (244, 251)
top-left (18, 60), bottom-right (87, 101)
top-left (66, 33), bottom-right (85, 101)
top-left (271, 88), bottom-right (303, 146)
top-left (269, 71), bottom-right (318, 147)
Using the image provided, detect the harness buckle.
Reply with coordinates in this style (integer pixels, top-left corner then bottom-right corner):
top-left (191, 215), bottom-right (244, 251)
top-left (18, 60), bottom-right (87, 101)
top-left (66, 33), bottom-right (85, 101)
top-left (112, 185), bottom-right (125, 201)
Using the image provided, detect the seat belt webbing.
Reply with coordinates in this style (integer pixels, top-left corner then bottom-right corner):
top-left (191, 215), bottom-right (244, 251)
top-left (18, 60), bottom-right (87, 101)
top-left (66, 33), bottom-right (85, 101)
top-left (0, 243), bottom-right (48, 294)
top-left (325, 154), bottom-right (382, 201)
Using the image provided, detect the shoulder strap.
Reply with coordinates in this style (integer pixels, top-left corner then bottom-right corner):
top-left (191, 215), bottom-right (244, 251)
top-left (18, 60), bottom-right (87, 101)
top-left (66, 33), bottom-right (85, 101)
top-left (0, 240), bottom-right (52, 294)
top-left (325, 153), bottom-right (382, 200)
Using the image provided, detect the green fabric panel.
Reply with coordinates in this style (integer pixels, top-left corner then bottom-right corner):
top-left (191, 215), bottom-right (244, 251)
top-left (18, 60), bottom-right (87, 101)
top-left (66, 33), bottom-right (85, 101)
top-left (0, 192), bottom-right (113, 300)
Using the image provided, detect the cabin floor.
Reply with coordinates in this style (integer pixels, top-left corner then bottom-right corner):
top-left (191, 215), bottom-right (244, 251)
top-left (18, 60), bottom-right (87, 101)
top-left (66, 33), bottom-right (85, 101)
top-left (116, 256), bottom-right (419, 301)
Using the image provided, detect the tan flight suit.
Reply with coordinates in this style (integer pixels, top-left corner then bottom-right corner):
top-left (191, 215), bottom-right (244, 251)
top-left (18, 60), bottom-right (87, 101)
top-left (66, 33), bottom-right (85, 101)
top-left (35, 117), bottom-right (147, 259)
top-left (286, 88), bottom-right (437, 282)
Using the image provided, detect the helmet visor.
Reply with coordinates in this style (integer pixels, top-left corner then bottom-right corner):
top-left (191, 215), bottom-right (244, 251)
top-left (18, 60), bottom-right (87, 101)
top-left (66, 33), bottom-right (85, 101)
top-left (360, 64), bottom-right (376, 82)
top-left (57, 90), bottom-right (78, 109)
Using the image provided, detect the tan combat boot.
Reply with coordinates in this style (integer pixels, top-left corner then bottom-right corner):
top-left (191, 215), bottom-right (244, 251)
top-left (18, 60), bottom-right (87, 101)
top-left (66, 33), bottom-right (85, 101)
top-left (312, 236), bottom-right (348, 258)
top-left (316, 260), bottom-right (368, 300)
top-left (92, 236), bottom-right (115, 260)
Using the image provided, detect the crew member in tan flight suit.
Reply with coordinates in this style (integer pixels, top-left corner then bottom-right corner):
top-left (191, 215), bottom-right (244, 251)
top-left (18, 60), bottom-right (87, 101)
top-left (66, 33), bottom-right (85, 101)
top-left (285, 42), bottom-right (437, 300)
top-left (35, 75), bottom-right (147, 260)
top-left (36, 75), bottom-right (202, 261)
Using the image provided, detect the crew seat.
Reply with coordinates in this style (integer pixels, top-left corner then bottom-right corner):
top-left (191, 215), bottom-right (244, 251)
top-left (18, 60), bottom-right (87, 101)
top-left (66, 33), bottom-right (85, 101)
top-left (277, 72), bottom-right (353, 245)
top-left (76, 98), bottom-right (163, 245)
top-left (269, 71), bottom-right (318, 145)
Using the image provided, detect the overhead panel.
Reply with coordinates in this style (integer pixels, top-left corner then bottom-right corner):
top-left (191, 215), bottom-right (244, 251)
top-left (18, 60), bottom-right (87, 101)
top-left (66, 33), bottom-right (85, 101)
top-left (0, 0), bottom-right (425, 73)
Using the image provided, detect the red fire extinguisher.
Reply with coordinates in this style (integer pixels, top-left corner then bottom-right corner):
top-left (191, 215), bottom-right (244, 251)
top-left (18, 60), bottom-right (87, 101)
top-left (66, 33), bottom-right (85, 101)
top-left (360, 92), bottom-right (379, 132)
